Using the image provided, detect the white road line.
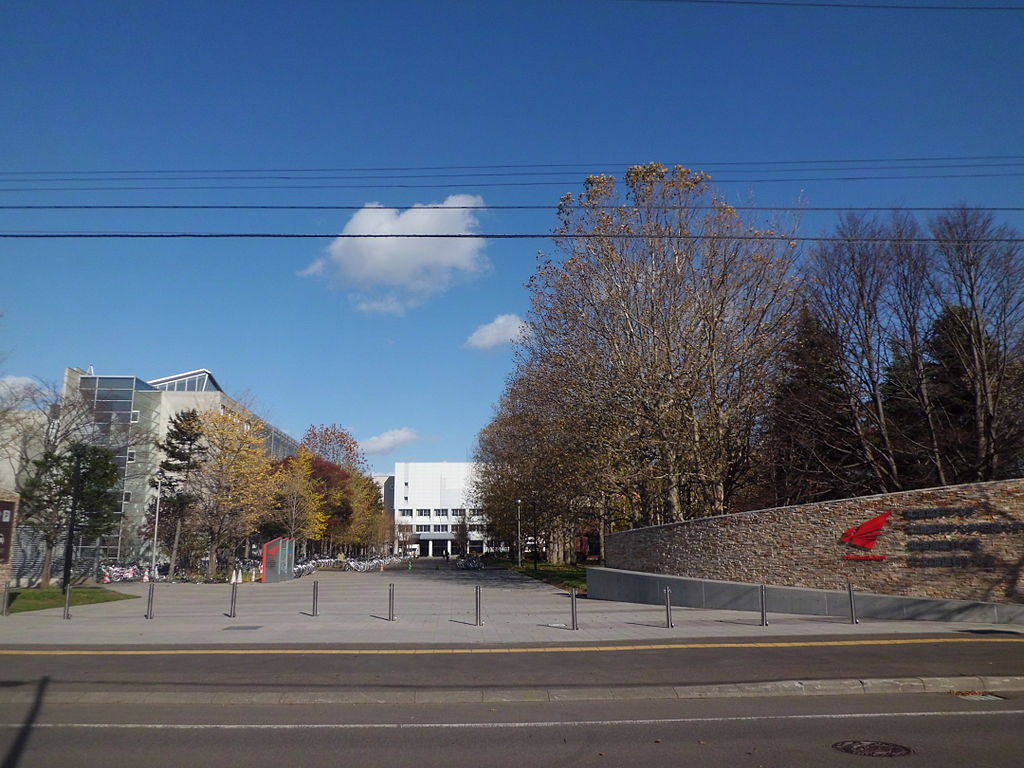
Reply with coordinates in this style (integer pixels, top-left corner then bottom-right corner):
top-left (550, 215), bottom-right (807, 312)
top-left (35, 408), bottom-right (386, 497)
top-left (1, 710), bottom-right (1022, 729)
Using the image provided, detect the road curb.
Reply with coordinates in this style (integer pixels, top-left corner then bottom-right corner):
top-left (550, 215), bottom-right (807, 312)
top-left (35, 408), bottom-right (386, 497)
top-left (1, 676), bottom-right (1019, 706)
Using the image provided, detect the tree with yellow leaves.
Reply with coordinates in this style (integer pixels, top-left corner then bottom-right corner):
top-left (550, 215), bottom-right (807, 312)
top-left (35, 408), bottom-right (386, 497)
top-left (270, 447), bottom-right (327, 554)
top-left (193, 409), bottom-right (276, 578)
top-left (301, 425), bottom-right (388, 555)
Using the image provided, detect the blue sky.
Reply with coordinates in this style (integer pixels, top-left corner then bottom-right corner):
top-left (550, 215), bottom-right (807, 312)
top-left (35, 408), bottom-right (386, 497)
top-left (2, 0), bottom-right (1022, 473)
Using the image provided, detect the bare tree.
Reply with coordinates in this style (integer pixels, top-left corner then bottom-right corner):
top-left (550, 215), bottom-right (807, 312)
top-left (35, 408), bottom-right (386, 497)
top-left (523, 164), bottom-right (799, 520)
top-left (929, 208), bottom-right (1024, 481)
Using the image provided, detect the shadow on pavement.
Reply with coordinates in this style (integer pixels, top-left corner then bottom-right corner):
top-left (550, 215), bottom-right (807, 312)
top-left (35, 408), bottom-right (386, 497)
top-left (1, 675), bottom-right (48, 768)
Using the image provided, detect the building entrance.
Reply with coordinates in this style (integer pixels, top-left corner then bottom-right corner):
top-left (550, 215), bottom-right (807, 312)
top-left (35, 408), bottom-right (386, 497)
top-left (430, 540), bottom-right (449, 557)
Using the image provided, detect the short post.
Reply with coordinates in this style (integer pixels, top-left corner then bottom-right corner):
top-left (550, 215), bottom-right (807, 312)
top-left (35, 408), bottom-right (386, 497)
top-left (759, 584), bottom-right (768, 627)
top-left (664, 586), bottom-right (674, 628)
top-left (229, 582), bottom-right (238, 619)
top-left (388, 582), bottom-right (395, 622)
top-left (312, 580), bottom-right (319, 617)
top-left (63, 585), bottom-right (72, 620)
top-left (848, 582), bottom-right (859, 625)
top-left (1, 579), bottom-right (10, 617)
top-left (145, 582), bottom-right (155, 620)
top-left (475, 585), bottom-right (482, 627)
top-left (570, 587), bottom-right (579, 631)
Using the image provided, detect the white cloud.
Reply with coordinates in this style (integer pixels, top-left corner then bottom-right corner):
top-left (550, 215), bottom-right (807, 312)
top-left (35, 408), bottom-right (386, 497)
top-left (360, 427), bottom-right (421, 455)
top-left (0, 375), bottom-right (39, 400)
top-left (464, 314), bottom-right (528, 350)
top-left (304, 194), bottom-right (488, 314)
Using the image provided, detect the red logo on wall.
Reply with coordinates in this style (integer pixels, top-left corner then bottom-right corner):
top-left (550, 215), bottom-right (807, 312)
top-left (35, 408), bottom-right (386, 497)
top-left (841, 511), bottom-right (890, 560)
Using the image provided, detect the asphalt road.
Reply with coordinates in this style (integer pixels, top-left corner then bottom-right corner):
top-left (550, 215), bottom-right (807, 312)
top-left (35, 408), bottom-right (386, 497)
top-left (1, 634), bottom-right (1022, 696)
top-left (1, 693), bottom-right (1021, 768)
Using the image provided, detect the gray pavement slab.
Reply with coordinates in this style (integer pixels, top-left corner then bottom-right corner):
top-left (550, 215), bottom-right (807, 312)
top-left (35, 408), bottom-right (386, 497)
top-left (2, 565), bottom-right (1021, 646)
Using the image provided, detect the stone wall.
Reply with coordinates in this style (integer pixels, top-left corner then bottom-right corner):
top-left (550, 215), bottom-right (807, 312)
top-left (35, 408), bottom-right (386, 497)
top-left (605, 480), bottom-right (1024, 604)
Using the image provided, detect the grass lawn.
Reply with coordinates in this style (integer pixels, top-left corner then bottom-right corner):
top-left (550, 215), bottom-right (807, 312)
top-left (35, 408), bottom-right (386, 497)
top-left (4, 586), bottom-right (138, 614)
top-left (492, 560), bottom-right (590, 593)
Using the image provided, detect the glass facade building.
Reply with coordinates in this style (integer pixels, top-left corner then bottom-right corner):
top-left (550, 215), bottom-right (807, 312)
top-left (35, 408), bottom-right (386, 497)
top-left (63, 367), bottom-right (298, 565)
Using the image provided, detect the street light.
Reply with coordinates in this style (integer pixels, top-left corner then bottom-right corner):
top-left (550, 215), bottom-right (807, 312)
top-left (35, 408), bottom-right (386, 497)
top-left (516, 498), bottom-right (522, 568)
top-left (149, 474), bottom-right (164, 580)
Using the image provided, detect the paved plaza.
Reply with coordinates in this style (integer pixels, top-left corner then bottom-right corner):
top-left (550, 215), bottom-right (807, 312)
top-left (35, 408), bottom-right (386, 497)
top-left (2, 563), bottom-right (1019, 646)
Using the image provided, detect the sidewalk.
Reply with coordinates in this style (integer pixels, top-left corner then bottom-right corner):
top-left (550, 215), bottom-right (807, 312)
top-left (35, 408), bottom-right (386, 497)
top-left (3, 566), bottom-right (1023, 705)
top-left (2, 565), bottom-right (1021, 647)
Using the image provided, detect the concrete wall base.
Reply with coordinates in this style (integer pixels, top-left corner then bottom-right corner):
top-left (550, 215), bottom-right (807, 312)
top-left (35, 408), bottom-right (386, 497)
top-left (587, 567), bottom-right (1024, 625)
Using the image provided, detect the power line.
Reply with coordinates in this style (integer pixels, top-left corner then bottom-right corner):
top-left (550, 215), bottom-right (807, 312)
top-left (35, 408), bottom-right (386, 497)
top-left (2, 232), bottom-right (1021, 243)
top-left (1, 171), bottom-right (1023, 193)
top-left (2, 162), bottom-right (1022, 184)
top-left (2, 204), bottom-right (1023, 213)
top-left (637, 0), bottom-right (1024, 10)
top-left (2, 155), bottom-right (1022, 175)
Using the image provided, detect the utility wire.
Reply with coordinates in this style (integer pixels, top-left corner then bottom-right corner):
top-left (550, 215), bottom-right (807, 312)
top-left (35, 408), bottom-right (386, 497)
top-left (636, 0), bottom-right (1024, 10)
top-left (3, 162), bottom-right (1022, 183)
top-left (2, 232), bottom-right (1021, 243)
top-left (2, 172), bottom-right (1023, 192)
top-left (2, 155), bottom-right (1022, 175)
top-left (2, 204), bottom-right (1023, 212)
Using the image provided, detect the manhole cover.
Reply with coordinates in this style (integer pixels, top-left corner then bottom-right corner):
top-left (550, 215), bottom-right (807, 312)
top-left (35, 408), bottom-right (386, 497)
top-left (222, 625), bottom-right (262, 630)
top-left (832, 741), bottom-right (913, 757)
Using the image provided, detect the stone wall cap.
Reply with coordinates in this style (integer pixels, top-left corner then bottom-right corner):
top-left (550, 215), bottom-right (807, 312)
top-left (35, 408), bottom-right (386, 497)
top-left (605, 478), bottom-right (1024, 539)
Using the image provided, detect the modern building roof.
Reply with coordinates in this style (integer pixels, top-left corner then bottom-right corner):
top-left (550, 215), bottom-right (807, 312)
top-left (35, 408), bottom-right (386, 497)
top-left (146, 369), bottom-right (223, 393)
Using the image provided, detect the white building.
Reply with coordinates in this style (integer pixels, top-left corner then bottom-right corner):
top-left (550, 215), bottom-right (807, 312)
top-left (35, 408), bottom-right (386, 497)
top-left (391, 462), bottom-right (490, 557)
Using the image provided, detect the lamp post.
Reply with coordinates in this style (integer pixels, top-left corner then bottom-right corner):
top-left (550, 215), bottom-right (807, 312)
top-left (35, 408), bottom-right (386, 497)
top-left (149, 474), bottom-right (163, 580)
top-left (516, 498), bottom-right (522, 568)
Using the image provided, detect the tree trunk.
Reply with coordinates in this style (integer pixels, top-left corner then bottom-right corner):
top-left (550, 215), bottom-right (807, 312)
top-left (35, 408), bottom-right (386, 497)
top-left (207, 542), bottom-right (218, 579)
top-left (169, 519), bottom-right (182, 580)
top-left (39, 542), bottom-right (53, 589)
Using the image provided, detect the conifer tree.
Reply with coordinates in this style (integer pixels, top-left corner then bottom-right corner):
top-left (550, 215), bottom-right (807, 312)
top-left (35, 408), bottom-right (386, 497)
top-left (153, 409), bottom-right (207, 578)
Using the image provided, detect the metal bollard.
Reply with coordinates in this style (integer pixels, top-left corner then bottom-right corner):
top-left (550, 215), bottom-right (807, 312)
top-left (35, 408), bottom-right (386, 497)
top-left (1, 579), bottom-right (9, 617)
top-left (312, 580), bottom-right (319, 617)
top-left (570, 587), bottom-right (579, 631)
top-left (475, 585), bottom-right (482, 627)
top-left (145, 582), bottom-right (155, 620)
top-left (664, 586), bottom-right (674, 628)
top-left (63, 585), bottom-right (72, 620)
top-left (848, 582), bottom-right (859, 625)
top-left (229, 582), bottom-right (238, 618)
top-left (388, 583), bottom-right (395, 622)
top-left (760, 584), bottom-right (768, 627)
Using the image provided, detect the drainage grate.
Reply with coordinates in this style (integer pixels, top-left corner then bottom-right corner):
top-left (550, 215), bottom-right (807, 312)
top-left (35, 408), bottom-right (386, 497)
top-left (832, 741), bottom-right (914, 758)
top-left (222, 625), bottom-right (262, 631)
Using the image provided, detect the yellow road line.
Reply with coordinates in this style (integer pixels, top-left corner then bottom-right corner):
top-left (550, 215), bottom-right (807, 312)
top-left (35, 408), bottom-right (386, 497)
top-left (0, 637), bottom-right (1022, 656)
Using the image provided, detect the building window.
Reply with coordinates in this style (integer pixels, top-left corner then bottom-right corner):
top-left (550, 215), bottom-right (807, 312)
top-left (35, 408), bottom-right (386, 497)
top-left (433, 525), bottom-right (448, 532)
top-left (130, 410), bottom-right (140, 423)
top-left (415, 525), bottom-right (430, 532)
top-left (126, 450), bottom-right (136, 463)
top-left (417, 509), bottom-right (431, 516)
top-left (435, 509), bottom-right (448, 516)
top-left (469, 524), bottom-right (485, 532)
top-left (399, 509), bottom-right (413, 517)
top-left (122, 492), bottom-right (132, 503)
top-left (451, 509), bottom-right (465, 517)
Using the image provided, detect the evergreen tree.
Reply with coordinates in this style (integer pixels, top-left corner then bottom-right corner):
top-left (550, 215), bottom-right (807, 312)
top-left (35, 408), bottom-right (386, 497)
top-left (761, 307), bottom-right (862, 505)
top-left (19, 442), bottom-right (120, 588)
top-left (153, 409), bottom-right (207, 578)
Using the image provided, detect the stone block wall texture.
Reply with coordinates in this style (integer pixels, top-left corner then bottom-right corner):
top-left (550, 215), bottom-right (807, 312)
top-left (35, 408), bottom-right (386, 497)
top-left (604, 480), bottom-right (1024, 604)
top-left (0, 489), bottom-right (16, 587)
